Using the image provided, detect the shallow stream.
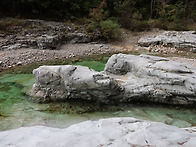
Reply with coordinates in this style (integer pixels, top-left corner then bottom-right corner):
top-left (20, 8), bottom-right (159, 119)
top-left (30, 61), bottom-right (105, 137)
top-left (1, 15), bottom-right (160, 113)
top-left (0, 57), bottom-right (196, 131)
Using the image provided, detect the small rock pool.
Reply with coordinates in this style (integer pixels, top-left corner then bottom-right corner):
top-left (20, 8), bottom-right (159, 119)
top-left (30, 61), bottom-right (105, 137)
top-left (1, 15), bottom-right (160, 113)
top-left (0, 57), bottom-right (196, 131)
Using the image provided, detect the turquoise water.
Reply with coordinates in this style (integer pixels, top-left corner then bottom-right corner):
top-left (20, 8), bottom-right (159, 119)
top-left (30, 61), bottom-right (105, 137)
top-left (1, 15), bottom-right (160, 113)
top-left (0, 60), bottom-right (196, 131)
top-left (73, 57), bottom-right (109, 71)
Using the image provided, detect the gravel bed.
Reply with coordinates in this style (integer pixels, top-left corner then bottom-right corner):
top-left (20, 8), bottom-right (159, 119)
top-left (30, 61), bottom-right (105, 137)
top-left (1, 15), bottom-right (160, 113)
top-left (0, 43), bottom-right (131, 71)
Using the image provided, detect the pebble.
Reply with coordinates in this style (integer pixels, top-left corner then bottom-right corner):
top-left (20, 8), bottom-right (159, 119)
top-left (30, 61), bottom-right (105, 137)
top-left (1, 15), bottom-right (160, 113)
top-left (17, 62), bottom-right (22, 66)
top-left (146, 45), bottom-right (179, 54)
top-left (190, 48), bottom-right (196, 53)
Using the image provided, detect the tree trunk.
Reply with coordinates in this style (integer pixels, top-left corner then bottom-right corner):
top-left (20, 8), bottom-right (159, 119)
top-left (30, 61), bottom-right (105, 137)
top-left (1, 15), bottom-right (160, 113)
top-left (150, 0), bottom-right (154, 19)
top-left (184, 0), bottom-right (188, 20)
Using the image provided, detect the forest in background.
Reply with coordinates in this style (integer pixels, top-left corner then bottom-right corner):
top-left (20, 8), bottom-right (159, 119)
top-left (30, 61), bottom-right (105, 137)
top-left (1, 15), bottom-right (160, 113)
top-left (0, 0), bottom-right (196, 39)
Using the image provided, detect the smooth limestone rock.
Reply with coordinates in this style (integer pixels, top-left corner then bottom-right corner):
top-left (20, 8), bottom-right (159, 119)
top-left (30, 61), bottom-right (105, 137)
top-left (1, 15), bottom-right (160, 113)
top-left (30, 54), bottom-right (196, 105)
top-left (104, 54), bottom-right (196, 104)
top-left (138, 31), bottom-right (196, 52)
top-left (0, 117), bottom-right (196, 147)
top-left (30, 65), bottom-right (123, 103)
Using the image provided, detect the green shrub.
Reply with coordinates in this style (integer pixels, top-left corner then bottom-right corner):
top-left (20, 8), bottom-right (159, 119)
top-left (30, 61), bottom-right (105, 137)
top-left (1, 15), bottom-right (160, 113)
top-left (151, 19), bottom-right (168, 30)
top-left (74, 18), bottom-right (92, 25)
top-left (133, 20), bottom-right (151, 31)
top-left (86, 20), bottom-right (99, 32)
top-left (100, 19), bottom-right (121, 40)
top-left (0, 18), bottom-right (25, 34)
top-left (118, 11), bottom-right (151, 31)
top-left (168, 23), bottom-right (188, 31)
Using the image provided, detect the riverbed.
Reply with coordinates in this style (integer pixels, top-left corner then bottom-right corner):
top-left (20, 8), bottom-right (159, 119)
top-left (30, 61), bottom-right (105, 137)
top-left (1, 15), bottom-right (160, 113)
top-left (0, 58), bottom-right (196, 131)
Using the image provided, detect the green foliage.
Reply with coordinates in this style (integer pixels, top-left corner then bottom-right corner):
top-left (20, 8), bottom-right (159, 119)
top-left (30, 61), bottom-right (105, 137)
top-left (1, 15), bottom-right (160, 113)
top-left (0, 0), bottom-right (103, 20)
top-left (156, 2), bottom-right (184, 23)
top-left (86, 20), bottom-right (99, 32)
top-left (150, 19), bottom-right (168, 30)
top-left (0, 18), bottom-right (25, 34)
top-left (149, 19), bottom-right (189, 31)
top-left (191, 10), bottom-right (196, 21)
top-left (85, 17), bottom-right (122, 40)
top-left (168, 23), bottom-right (188, 31)
top-left (0, 0), bottom-right (196, 32)
top-left (100, 19), bottom-right (121, 40)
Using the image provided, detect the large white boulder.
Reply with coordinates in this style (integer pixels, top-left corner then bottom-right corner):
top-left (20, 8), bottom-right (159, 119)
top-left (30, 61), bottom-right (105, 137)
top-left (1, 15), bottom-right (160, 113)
top-left (0, 117), bottom-right (195, 147)
top-left (104, 54), bottom-right (196, 104)
top-left (29, 65), bottom-right (123, 103)
top-left (30, 54), bottom-right (196, 105)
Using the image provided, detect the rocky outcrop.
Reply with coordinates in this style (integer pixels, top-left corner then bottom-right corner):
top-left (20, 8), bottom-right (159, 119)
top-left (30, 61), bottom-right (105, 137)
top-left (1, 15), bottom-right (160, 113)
top-left (0, 117), bottom-right (196, 147)
top-left (0, 19), bottom-right (101, 50)
top-left (30, 54), bottom-right (196, 105)
top-left (29, 65), bottom-right (123, 103)
top-left (138, 31), bottom-right (196, 52)
top-left (104, 54), bottom-right (196, 105)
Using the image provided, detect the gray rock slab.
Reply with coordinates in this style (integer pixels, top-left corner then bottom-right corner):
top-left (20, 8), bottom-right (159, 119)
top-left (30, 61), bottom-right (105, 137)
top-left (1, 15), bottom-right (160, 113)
top-left (30, 65), bottom-right (123, 103)
top-left (105, 54), bottom-right (196, 104)
top-left (138, 31), bottom-right (196, 52)
top-left (30, 54), bottom-right (196, 105)
top-left (0, 117), bottom-right (195, 147)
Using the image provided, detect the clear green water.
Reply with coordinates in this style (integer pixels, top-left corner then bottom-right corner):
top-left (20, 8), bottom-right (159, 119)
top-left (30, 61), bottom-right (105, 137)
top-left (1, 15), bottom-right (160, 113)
top-left (73, 57), bottom-right (109, 71)
top-left (0, 60), bottom-right (196, 131)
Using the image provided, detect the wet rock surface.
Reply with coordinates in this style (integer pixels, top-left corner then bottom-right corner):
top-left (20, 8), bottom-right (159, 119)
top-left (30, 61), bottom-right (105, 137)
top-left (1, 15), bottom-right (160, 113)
top-left (0, 117), bottom-right (196, 147)
top-left (30, 54), bottom-right (196, 105)
top-left (0, 19), bottom-right (101, 50)
top-left (138, 31), bottom-right (196, 53)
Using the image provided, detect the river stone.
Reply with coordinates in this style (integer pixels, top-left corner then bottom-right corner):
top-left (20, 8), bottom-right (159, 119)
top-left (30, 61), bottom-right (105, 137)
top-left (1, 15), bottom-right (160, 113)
top-left (138, 31), bottom-right (196, 52)
top-left (30, 54), bottom-right (196, 105)
top-left (29, 65), bottom-right (123, 103)
top-left (0, 117), bottom-right (195, 147)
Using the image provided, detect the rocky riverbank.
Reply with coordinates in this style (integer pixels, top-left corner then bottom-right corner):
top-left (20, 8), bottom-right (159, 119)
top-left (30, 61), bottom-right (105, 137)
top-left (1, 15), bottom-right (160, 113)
top-left (138, 31), bottom-right (196, 53)
top-left (1, 19), bottom-right (196, 72)
top-left (0, 43), bottom-right (127, 71)
top-left (0, 18), bottom-right (135, 71)
top-left (0, 18), bottom-right (102, 50)
top-left (1, 29), bottom-right (196, 72)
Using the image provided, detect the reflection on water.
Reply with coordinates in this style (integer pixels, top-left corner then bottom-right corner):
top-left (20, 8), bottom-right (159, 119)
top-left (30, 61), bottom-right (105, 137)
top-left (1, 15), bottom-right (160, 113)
top-left (0, 60), bottom-right (196, 131)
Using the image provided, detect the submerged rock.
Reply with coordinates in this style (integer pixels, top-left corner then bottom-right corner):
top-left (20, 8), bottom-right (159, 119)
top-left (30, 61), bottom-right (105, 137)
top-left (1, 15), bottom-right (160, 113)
top-left (138, 31), bottom-right (196, 52)
top-left (29, 54), bottom-right (196, 105)
top-left (0, 117), bottom-right (196, 147)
